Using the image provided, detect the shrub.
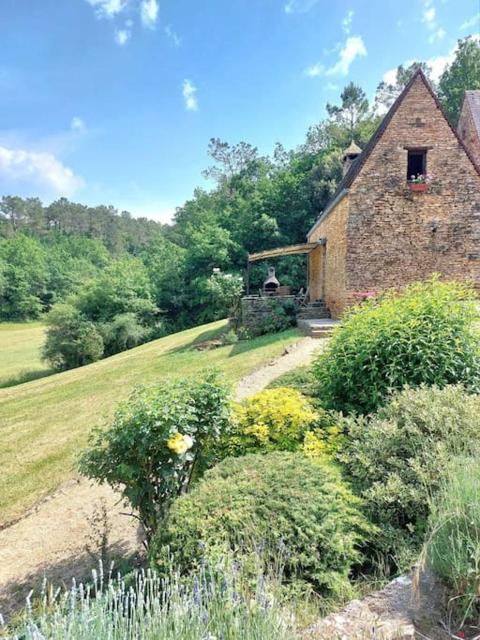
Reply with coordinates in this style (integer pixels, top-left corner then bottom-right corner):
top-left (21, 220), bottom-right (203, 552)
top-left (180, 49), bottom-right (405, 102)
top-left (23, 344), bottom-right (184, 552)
top-left (313, 277), bottom-right (480, 414)
top-left (218, 387), bottom-right (342, 459)
top-left (100, 312), bottom-right (149, 356)
top-left (339, 385), bottom-right (480, 567)
top-left (43, 303), bottom-right (104, 370)
top-left (79, 371), bottom-right (232, 542)
top-left (204, 271), bottom-right (244, 320)
top-left (425, 459), bottom-right (480, 627)
top-left (152, 452), bottom-right (372, 598)
top-left (12, 559), bottom-right (298, 640)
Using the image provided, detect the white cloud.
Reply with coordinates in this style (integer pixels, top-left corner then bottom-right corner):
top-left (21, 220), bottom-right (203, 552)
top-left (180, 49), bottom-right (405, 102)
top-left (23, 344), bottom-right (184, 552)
top-left (304, 35), bottom-right (366, 78)
top-left (422, 5), bottom-right (436, 28)
top-left (86, 0), bottom-right (127, 19)
top-left (382, 67), bottom-right (398, 85)
top-left (428, 27), bottom-right (446, 43)
top-left (70, 116), bottom-right (87, 133)
top-left (421, 0), bottom-right (446, 43)
top-left (140, 0), bottom-right (158, 28)
top-left (182, 79), bottom-right (198, 111)
top-left (284, 0), bottom-right (318, 14)
top-left (325, 82), bottom-right (339, 91)
top-left (426, 48), bottom-right (456, 81)
top-left (380, 36), bottom-right (477, 93)
top-left (304, 63), bottom-right (325, 77)
top-left (115, 28), bottom-right (131, 45)
top-left (326, 35), bottom-right (367, 76)
top-left (0, 146), bottom-right (84, 197)
top-left (165, 24), bottom-right (181, 47)
top-left (342, 10), bottom-right (354, 34)
top-left (460, 14), bottom-right (480, 31)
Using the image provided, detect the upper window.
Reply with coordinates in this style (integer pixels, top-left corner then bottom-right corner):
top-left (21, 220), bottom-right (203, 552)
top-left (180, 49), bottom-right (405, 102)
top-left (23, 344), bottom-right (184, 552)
top-left (407, 150), bottom-right (427, 181)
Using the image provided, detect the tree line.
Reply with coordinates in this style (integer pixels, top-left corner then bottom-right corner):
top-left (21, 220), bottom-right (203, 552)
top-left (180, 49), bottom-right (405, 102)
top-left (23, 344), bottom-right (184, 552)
top-left (1, 37), bottom-right (478, 368)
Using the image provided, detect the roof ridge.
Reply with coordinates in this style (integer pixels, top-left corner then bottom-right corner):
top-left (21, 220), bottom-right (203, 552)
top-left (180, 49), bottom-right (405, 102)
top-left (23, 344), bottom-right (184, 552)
top-left (308, 70), bottom-right (480, 239)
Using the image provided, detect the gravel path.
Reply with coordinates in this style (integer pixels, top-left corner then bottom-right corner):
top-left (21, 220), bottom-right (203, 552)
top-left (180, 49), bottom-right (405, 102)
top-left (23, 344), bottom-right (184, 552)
top-left (0, 336), bottom-right (322, 619)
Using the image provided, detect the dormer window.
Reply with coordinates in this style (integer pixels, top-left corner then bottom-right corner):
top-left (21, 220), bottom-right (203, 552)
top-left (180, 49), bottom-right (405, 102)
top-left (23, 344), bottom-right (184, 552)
top-left (407, 149), bottom-right (427, 181)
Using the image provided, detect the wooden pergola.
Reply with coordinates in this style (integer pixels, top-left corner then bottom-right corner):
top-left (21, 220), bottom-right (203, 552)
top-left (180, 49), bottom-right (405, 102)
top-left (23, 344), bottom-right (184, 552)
top-left (246, 242), bottom-right (320, 295)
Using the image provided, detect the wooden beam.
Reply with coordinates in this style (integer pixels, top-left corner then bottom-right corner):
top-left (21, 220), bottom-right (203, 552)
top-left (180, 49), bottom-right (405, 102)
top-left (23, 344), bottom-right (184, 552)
top-left (248, 242), bottom-right (319, 263)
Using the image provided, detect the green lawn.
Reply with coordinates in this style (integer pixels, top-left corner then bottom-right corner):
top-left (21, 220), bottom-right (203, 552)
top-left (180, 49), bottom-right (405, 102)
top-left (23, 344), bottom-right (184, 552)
top-left (0, 320), bottom-right (301, 525)
top-left (0, 322), bottom-right (51, 388)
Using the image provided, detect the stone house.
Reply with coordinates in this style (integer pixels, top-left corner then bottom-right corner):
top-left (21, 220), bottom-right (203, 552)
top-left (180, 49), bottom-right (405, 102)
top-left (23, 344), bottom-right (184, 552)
top-left (249, 70), bottom-right (480, 320)
top-left (306, 70), bottom-right (480, 318)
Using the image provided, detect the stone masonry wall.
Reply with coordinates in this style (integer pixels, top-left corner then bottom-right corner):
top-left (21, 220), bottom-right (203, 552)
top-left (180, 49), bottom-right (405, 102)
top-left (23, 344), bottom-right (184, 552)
top-left (345, 75), bottom-right (480, 298)
top-left (240, 296), bottom-right (296, 333)
top-left (308, 196), bottom-right (349, 319)
top-left (458, 97), bottom-right (480, 165)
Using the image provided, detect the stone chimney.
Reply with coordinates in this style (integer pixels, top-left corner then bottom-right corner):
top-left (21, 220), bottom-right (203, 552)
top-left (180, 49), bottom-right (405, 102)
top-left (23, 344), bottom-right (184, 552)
top-left (342, 140), bottom-right (362, 176)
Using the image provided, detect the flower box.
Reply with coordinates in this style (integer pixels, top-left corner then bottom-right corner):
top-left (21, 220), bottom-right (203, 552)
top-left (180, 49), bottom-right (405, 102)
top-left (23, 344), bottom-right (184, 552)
top-left (408, 182), bottom-right (428, 192)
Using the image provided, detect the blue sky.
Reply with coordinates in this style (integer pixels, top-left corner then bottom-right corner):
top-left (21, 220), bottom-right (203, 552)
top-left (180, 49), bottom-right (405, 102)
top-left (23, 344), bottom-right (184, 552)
top-left (0, 0), bottom-right (478, 222)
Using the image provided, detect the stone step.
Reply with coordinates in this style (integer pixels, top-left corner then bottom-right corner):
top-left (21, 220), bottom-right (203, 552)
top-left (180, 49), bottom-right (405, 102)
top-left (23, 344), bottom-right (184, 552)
top-left (297, 310), bottom-right (331, 319)
top-left (297, 318), bottom-right (338, 339)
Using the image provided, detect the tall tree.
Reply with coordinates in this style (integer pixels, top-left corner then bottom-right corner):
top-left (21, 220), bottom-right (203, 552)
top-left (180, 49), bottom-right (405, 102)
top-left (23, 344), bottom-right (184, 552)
top-left (374, 62), bottom-right (432, 113)
top-left (439, 36), bottom-right (480, 124)
top-left (202, 138), bottom-right (259, 187)
top-left (326, 82), bottom-right (369, 137)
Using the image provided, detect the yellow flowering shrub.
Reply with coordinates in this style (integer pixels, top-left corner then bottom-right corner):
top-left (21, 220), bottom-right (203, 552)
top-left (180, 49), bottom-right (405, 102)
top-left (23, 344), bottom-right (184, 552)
top-left (167, 433), bottom-right (194, 455)
top-left (222, 387), bottom-right (341, 458)
top-left (302, 425), bottom-right (344, 458)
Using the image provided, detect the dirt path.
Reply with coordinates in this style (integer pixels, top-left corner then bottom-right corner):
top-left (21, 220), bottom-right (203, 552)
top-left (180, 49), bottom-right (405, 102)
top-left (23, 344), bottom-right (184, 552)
top-left (0, 337), bottom-right (322, 619)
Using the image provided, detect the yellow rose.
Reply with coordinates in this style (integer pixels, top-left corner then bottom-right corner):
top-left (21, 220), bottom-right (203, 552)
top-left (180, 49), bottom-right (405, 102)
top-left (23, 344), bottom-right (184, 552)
top-left (167, 433), bottom-right (194, 455)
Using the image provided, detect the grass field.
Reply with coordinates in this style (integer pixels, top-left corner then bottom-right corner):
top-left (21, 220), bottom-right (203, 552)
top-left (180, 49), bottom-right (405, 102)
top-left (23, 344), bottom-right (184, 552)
top-left (0, 320), bottom-right (302, 525)
top-left (0, 322), bottom-right (51, 388)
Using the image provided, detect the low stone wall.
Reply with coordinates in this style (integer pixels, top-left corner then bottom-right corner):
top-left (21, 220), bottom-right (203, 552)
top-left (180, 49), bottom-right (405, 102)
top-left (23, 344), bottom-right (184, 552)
top-left (240, 296), bottom-right (296, 332)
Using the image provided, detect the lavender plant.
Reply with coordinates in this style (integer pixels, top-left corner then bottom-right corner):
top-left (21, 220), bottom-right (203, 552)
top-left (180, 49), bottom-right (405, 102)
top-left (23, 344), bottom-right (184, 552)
top-left (5, 559), bottom-right (298, 640)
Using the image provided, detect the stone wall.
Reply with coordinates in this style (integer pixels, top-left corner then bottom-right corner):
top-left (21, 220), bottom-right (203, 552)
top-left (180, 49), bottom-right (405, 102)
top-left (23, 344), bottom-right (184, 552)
top-left (458, 95), bottom-right (480, 166)
top-left (308, 196), bottom-right (350, 319)
top-left (240, 296), bottom-right (296, 332)
top-left (346, 75), bottom-right (480, 297)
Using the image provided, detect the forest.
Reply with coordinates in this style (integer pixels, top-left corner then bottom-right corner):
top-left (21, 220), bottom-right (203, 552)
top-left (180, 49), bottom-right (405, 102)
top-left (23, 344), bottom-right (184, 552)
top-left (1, 36), bottom-right (478, 368)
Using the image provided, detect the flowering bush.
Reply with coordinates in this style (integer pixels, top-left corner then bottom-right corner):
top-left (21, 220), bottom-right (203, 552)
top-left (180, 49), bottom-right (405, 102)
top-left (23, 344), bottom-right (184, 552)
top-left (151, 453), bottom-right (373, 598)
top-left (79, 371), bottom-right (232, 543)
top-left (214, 387), bottom-right (341, 459)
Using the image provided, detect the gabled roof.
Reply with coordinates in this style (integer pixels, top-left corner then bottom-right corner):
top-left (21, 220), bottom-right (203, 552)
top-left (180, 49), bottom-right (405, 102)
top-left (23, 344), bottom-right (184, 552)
top-left (464, 90), bottom-right (480, 137)
top-left (308, 70), bottom-right (480, 239)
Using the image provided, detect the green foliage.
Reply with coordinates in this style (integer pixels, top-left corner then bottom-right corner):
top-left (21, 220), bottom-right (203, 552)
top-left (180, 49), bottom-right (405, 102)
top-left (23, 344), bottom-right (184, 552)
top-left (100, 312), bottom-right (149, 356)
top-left (240, 299), bottom-right (297, 339)
top-left (326, 82), bottom-right (369, 136)
top-left (218, 387), bottom-right (341, 459)
top-left (426, 459), bottom-right (480, 627)
top-left (439, 36), bottom-right (480, 124)
top-left (152, 452), bottom-right (372, 598)
top-left (79, 371), bottom-right (232, 542)
top-left (43, 303), bottom-right (104, 370)
top-left (313, 278), bottom-right (480, 415)
top-left (12, 558), bottom-right (298, 640)
top-left (0, 234), bottom-right (48, 319)
top-left (268, 365), bottom-right (317, 397)
top-left (75, 257), bottom-right (157, 324)
top-left (204, 271), bottom-right (244, 319)
top-left (339, 385), bottom-right (480, 568)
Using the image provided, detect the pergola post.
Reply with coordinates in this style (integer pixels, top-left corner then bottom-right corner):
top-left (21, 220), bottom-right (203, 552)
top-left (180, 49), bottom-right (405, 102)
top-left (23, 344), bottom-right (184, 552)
top-left (246, 258), bottom-right (251, 296)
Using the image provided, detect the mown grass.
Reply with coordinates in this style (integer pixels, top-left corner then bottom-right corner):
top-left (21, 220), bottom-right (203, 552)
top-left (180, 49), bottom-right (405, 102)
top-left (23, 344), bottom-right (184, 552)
top-left (0, 323), bottom-right (52, 388)
top-left (0, 320), bottom-right (301, 525)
